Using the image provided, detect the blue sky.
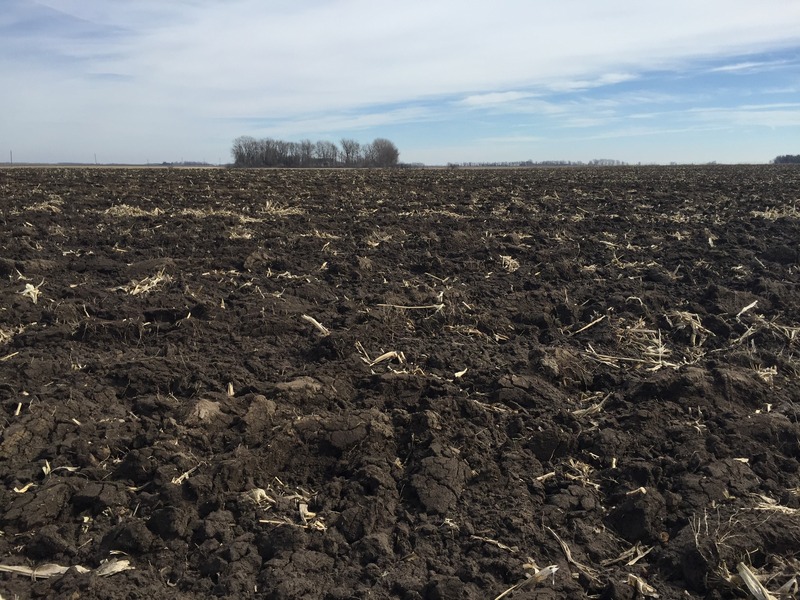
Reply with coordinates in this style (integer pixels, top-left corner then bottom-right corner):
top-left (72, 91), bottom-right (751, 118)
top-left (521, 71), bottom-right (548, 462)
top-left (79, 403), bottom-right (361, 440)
top-left (2, 1), bottom-right (800, 165)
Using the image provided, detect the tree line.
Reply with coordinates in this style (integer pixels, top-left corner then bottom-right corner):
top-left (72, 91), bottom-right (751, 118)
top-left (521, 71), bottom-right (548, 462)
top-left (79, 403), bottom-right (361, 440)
top-left (773, 155), bottom-right (800, 164)
top-left (448, 159), bottom-right (628, 168)
top-left (231, 136), bottom-right (399, 168)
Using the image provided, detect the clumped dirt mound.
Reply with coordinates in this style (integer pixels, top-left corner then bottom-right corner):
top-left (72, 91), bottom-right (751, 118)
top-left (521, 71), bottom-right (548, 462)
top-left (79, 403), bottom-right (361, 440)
top-left (1, 166), bottom-right (799, 599)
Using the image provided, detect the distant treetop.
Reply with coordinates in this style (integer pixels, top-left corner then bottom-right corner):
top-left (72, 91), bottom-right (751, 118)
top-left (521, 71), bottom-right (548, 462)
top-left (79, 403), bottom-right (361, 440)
top-left (773, 155), bottom-right (800, 164)
top-left (231, 136), bottom-right (400, 168)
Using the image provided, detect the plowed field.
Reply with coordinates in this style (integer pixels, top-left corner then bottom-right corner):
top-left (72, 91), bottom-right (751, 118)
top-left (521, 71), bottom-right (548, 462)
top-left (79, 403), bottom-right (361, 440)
top-left (1, 166), bottom-right (799, 599)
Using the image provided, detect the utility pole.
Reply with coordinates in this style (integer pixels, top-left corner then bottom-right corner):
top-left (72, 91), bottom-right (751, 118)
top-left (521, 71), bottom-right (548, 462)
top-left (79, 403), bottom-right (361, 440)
top-left (9, 150), bottom-right (12, 165)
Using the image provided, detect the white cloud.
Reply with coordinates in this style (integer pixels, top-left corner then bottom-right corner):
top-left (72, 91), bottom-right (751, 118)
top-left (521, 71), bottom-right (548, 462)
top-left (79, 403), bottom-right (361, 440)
top-left (575, 124), bottom-right (730, 141)
top-left (689, 103), bottom-right (800, 127)
top-left (546, 72), bottom-right (637, 92)
top-left (709, 59), bottom-right (792, 73)
top-left (252, 106), bottom-right (439, 139)
top-left (458, 92), bottom-right (537, 108)
top-left (2, 0), bottom-right (800, 162)
top-left (12, 0), bottom-right (800, 115)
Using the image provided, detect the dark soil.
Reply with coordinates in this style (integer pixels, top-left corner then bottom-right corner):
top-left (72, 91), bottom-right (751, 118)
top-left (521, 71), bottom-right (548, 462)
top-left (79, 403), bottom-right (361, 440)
top-left (1, 166), bottom-right (799, 599)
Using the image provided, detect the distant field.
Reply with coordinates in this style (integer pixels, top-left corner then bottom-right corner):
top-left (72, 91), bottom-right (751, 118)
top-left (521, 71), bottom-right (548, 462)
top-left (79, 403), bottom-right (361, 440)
top-left (1, 166), bottom-right (799, 599)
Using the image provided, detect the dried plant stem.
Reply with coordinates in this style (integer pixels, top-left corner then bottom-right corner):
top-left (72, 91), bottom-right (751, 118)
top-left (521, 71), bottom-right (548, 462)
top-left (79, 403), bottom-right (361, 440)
top-left (301, 314), bottom-right (330, 336)
top-left (546, 526), bottom-right (600, 583)
top-left (377, 303), bottom-right (445, 311)
top-left (568, 314), bottom-right (606, 337)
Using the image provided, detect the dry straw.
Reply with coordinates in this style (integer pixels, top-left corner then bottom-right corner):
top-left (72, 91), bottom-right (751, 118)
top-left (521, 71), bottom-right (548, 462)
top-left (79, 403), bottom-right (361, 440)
top-left (114, 269), bottom-right (172, 296)
top-left (19, 281), bottom-right (44, 304)
top-left (301, 314), bottom-right (330, 336)
top-left (0, 559), bottom-right (132, 579)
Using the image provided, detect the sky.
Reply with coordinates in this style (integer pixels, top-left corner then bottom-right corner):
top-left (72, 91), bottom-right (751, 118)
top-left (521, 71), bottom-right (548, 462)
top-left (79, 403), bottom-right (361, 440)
top-left (2, 1), bottom-right (800, 165)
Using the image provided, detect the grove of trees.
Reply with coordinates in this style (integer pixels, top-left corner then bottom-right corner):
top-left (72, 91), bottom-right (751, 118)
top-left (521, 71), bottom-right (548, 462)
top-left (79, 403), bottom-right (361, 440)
top-left (773, 155), bottom-right (800, 164)
top-left (231, 136), bottom-right (399, 168)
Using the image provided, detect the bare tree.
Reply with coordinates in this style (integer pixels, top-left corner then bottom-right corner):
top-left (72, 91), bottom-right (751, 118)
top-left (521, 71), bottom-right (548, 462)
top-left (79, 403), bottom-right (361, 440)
top-left (369, 138), bottom-right (400, 167)
top-left (277, 141), bottom-right (301, 167)
top-left (299, 139), bottom-right (314, 167)
top-left (362, 142), bottom-right (376, 167)
top-left (232, 136), bottom-right (397, 168)
top-left (315, 140), bottom-right (339, 165)
top-left (340, 138), bottom-right (361, 166)
top-left (258, 138), bottom-right (279, 166)
top-left (231, 136), bottom-right (261, 167)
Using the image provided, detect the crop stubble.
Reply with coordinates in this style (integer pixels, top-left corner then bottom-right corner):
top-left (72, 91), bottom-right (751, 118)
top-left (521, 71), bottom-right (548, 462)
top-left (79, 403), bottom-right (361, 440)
top-left (0, 166), bottom-right (799, 599)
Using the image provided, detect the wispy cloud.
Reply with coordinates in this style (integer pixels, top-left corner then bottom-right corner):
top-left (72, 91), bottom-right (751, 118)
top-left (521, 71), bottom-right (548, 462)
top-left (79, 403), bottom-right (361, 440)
top-left (245, 105), bottom-right (441, 139)
top-left (458, 92), bottom-right (538, 108)
top-left (709, 59), bottom-right (792, 73)
top-left (480, 135), bottom-right (546, 144)
top-left (576, 124), bottom-right (728, 141)
top-left (688, 103), bottom-right (800, 127)
top-left (546, 72), bottom-right (637, 92)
